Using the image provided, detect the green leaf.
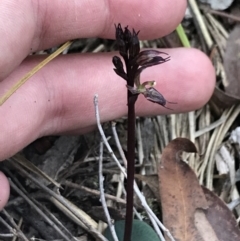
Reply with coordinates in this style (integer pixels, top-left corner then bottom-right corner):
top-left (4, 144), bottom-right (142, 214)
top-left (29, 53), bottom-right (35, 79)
top-left (103, 219), bottom-right (161, 241)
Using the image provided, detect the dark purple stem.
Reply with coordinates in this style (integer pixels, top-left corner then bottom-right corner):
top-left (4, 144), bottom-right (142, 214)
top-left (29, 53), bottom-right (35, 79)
top-left (123, 65), bottom-right (138, 241)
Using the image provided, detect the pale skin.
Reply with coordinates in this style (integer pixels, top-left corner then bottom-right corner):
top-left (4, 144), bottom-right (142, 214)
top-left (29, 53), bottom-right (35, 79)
top-left (0, 0), bottom-right (215, 209)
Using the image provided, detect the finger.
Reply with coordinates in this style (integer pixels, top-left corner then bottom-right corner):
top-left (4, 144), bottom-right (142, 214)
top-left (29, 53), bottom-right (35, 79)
top-left (0, 48), bottom-right (215, 161)
top-left (0, 171), bottom-right (10, 210)
top-left (32, 0), bottom-right (187, 45)
top-left (0, 0), bottom-right (186, 79)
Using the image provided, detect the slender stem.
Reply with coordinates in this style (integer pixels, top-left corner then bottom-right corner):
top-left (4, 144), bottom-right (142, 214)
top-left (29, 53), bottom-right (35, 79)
top-left (124, 53), bottom-right (138, 241)
top-left (123, 92), bottom-right (136, 241)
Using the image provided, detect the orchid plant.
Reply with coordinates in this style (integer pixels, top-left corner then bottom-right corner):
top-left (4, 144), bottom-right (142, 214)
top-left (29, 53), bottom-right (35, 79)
top-left (112, 24), bottom-right (174, 241)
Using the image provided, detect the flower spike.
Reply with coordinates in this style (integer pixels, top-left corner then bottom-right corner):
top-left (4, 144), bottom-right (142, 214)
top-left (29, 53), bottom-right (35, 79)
top-left (113, 23), bottom-right (174, 109)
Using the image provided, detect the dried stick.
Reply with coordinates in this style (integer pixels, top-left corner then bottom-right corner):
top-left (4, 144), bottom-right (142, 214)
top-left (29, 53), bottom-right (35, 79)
top-left (64, 181), bottom-right (126, 205)
top-left (0, 233), bottom-right (14, 238)
top-left (12, 217), bottom-right (23, 241)
top-left (188, 0), bottom-right (213, 49)
top-left (99, 141), bottom-right (119, 241)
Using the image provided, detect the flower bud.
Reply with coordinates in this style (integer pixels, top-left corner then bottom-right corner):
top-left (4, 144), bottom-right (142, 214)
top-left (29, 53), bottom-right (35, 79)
top-left (123, 27), bottom-right (132, 44)
top-left (112, 56), bottom-right (127, 80)
top-left (129, 29), bottom-right (140, 58)
top-left (115, 24), bottom-right (127, 58)
top-left (112, 56), bottom-right (124, 71)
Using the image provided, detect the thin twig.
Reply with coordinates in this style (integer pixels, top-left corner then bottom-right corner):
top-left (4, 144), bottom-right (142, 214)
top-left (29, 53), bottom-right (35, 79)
top-left (201, 6), bottom-right (240, 22)
top-left (111, 121), bottom-right (127, 168)
top-left (194, 116), bottom-right (226, 138)
top-left (99, 140), bottom-right (119, 241)
top-left (188, 0), bottom-right (213, 49)
top-left (94, 95), bottom-right (127, 179)
top-left (64, 181), bottom-right (126, 205)
top-left (0, 233), bottom-right (14, 238)
top-left (137, 120), bottom-right (145, 176)
top-left (12, 217), bottom-right (23, 241)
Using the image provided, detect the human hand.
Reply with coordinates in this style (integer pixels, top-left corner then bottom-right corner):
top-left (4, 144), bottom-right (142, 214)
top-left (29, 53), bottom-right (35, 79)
top-left (0, 0), bottom-right (215, 210)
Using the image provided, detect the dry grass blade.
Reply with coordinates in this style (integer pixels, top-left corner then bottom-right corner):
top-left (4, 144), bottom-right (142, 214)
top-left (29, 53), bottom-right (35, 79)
top-left (188, 0), bottom-right (213, 49)
top-left (199, 105), bottom-right (240, 189)
top-left (0, 40), bottom-right (73, 105)
top-left (11, 153), bottom-right (61, 188)
top-left (49, 196), bottom-right (98, 230)
top-left (64, 181), bottom-right (126, 205)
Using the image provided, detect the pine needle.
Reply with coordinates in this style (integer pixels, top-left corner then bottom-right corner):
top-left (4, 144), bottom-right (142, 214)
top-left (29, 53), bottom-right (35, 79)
top-left (0, 40), bottom-right (73, 106)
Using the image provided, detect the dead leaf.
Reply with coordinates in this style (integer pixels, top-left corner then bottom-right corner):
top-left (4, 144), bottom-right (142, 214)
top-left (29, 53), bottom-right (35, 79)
top-left (211, 86), bottom-right (240, 112)
top-left (202, 187), bottom-right (240, 241)
top-left (158, 138), bottom-right (240, 241)
top-left (224, 24), bottom-right (240, 97)
top-left (158, 138), bottom-right (208, 241)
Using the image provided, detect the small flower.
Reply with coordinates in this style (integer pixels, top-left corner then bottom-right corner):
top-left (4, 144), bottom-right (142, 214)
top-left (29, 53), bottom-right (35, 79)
top-left (113, 24), bottom-right (175, 109)
top-left (136, 50), bottom-right (170, 67)
top-left (126, 81), bottom-right (176, 109)
top-left (143, 87), bottom-right (176, 110)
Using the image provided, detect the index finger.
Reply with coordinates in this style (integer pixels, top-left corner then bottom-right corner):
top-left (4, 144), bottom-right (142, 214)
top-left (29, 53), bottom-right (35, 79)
top-left (0, 0), bottom-right (186, 80)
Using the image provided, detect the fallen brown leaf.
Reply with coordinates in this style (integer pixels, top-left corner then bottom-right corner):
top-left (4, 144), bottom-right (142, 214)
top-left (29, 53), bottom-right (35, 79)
top-left (211, 86), bottom-right (240, 112)
top-left (201, 187), bottom-right (240, 241)
top-left (158, 138), bottom-right (208, 241)
top-left (158, 138), bottom-right (240, 241)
